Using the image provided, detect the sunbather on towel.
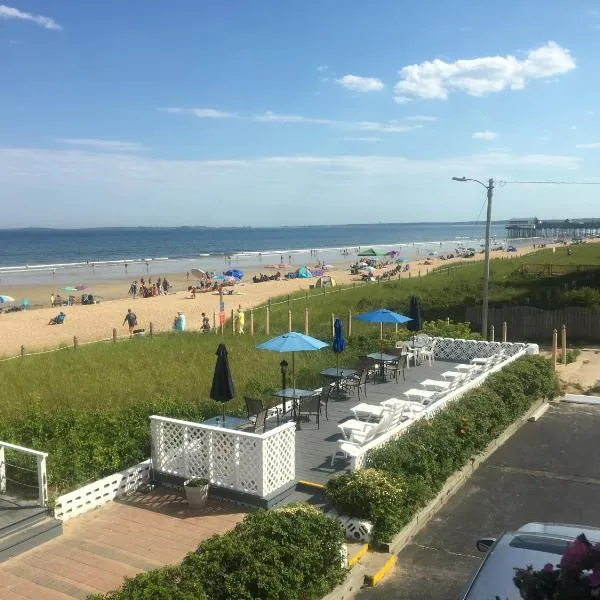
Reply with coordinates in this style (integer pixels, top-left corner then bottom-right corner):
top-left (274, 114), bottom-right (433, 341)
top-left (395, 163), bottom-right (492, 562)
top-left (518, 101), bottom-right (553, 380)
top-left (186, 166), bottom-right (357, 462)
top-left (48, 312), bottom-right (66, 325)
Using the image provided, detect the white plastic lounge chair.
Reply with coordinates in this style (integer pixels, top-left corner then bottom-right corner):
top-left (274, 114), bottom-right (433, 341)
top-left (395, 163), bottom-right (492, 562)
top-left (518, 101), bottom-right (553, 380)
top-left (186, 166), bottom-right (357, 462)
top-left (441, 370), bottom-right (464, 380)
top-left (350, 402), bottom-right (386, 422)
top-left (337, 412), bottom-right (393, 442)
top-left (455, 363), bottom-right (477, 372)
top-left (403, 388), bottom-right (438, 402)
top-left (420, 378), bottom-right (452, 391)
top-left (331, 413), bottom-right (393, 466)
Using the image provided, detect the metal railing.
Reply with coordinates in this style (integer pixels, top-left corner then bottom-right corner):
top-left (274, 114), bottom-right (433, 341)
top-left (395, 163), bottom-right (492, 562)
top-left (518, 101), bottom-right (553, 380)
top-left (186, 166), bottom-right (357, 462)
top-left (0, 441), bottom-right (48, 507)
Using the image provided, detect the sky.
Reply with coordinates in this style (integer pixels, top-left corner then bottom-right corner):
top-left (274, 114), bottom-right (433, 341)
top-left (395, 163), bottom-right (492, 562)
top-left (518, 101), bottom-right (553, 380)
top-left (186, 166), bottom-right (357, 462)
top-left (1, 0), bottom-right (600, 227)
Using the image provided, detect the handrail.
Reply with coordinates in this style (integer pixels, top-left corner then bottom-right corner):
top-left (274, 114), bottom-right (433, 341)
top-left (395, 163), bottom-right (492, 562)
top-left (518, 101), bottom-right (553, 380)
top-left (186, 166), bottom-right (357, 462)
top-left (149, 415), bottom-right (295, 439)
top-left (0, 440), bottom-right (48, 458)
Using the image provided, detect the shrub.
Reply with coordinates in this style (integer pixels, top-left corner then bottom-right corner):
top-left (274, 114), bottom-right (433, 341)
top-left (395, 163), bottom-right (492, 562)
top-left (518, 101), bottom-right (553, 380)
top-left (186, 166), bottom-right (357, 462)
top-left (326, 356), bottom-right (557, 545)
top-left (565, 348), bottom-right (581, 364)
top-left (421, 319), bottom-right (481, 340)
top-left (325, 469), bottom-right (407, 543)
top-left (91, 504), bottom-right (346, 600)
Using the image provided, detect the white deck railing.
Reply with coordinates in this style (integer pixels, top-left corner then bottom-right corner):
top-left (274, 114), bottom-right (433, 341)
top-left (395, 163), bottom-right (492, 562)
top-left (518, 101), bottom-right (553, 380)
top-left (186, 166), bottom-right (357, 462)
top-left (150, 416), bottom-right (296, 498)
top-left (349, 342), bottom-right (538, 470)
top-left (0, 441), bottom-right (48, 507)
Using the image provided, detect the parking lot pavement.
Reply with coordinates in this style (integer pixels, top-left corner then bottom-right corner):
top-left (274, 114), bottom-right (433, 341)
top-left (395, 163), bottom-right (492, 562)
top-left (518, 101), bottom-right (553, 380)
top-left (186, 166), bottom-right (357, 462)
top-left (357, 402), bottom-right (600, 600)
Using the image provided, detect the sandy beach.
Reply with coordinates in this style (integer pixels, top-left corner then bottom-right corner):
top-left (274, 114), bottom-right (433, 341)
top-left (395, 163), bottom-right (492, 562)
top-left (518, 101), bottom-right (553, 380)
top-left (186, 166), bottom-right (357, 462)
top-left (0, 243), bottom-right (557, 358)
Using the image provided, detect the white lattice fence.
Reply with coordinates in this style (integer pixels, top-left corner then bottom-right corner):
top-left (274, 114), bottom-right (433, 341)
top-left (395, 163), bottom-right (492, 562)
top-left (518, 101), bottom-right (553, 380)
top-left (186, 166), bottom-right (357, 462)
top-left (433, 337), bottom-right (526, 361)
top-left (54, 459), bottom-right (152, 522)
top-left (150, 416), bottom-right (295, 498)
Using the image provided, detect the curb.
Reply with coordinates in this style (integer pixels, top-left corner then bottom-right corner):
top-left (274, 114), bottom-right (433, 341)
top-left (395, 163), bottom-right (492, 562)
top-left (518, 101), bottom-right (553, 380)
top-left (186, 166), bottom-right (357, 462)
top-left (348, 544), bottom-right (369, 568)
top-left (364, 554), bottom-right (397, 587)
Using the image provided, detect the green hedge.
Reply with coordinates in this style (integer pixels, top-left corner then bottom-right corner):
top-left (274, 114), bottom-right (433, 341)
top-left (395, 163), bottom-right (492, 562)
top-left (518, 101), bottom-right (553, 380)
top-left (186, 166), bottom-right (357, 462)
top-left (89, 504), bottom-right (346, 600)
top-left (325, 355), bottom-right (558, 544)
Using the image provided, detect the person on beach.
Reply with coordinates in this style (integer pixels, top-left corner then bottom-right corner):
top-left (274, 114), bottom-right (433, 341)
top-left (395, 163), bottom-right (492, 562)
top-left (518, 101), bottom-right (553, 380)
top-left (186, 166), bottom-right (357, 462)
top-left (128, 281), bottom-right (137, 299)
top-left (123, 308), bottom-right (138, 336)
top-left (186, 271), bottom-right (190, 281)
top-left (162, 278), bottom-right (169, 294)
top-left (50, 293), bottom-right (55, 307)
top-left (236, 305), bottom-right (245, 334)
top-left (173, 311), bottom-right (186, 332)
top-left (201, 312), bottom-right (210, 333)
top-left (48, 311), bottom-right (65, 325)
top-left (55, 294), bottom-right (63, 307)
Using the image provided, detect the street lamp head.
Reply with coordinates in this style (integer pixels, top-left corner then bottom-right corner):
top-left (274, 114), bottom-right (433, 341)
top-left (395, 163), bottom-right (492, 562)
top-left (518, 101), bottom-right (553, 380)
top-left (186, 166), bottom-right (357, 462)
top-left (452, 176), bottom-right (467, 182)
top-left (279, 359), bottom-right (288, 375)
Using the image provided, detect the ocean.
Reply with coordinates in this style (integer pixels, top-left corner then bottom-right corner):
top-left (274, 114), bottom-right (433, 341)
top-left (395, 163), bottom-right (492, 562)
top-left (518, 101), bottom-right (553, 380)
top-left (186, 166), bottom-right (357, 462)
top-left (0, 222), bottom-right (514, 285)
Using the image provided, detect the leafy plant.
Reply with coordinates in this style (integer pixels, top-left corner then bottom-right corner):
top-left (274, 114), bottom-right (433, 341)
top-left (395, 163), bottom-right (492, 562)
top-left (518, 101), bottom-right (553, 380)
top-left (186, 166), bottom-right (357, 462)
top-left (565, 348), bottom-right (581, 364)
top-left (185, 478), bottom-right (209, 487)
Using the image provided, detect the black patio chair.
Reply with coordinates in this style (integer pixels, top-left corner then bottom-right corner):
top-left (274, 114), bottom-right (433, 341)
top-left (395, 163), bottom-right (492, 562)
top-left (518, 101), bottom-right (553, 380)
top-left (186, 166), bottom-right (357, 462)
top-left (384, 354), bottom-right (407, 383)
top-left (244, 396), bottom-right (280, 425)
top-left (343, 367), bottom-right (369, 399)
top-left (315, 385), bottom-right (331, 420)
top-left (253, 409), bottom-right (268, 434)
top-left (298, 395), bottom-right (321, 429)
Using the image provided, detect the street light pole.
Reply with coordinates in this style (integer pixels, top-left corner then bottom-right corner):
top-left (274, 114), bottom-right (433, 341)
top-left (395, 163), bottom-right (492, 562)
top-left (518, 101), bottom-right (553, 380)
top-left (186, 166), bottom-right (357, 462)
top-left (452, 176), bottom-right (494, 339)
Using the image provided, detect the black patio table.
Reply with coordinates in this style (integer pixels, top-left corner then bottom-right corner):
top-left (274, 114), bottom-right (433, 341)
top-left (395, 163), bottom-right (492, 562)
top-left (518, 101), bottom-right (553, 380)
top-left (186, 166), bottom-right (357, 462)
top-left (320, 367), bottom-right (357, 397)
top-left (201, 415), bottom-right (251, 430)
top-left (367, 352), bottom-right (398, 381)
top-left (272, 388), bottom-right (315, 425)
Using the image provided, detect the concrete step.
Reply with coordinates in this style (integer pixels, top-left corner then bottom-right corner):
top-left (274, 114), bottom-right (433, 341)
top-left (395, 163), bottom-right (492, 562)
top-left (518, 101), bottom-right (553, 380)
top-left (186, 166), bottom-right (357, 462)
top-left (0, 515), bottom-right (63, 563)
top-left (0, 505), bottom-right (49, 538)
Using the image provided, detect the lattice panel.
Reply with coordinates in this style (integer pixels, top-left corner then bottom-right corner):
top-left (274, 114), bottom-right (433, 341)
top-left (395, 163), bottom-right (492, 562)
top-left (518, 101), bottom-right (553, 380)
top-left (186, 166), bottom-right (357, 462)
top-left (433, 337), bottom-right (523, 361)
top-left (262, 426), bottom-right (295, 496)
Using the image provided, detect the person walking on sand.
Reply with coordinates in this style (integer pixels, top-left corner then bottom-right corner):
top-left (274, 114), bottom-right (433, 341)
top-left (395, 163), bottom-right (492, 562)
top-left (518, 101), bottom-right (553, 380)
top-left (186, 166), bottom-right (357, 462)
top-left (123, 308), bottom-right (138, 336)
top-left (50, 293), bottom-right (55, 308)
top-left (236, 304), bottom-right (245, 334)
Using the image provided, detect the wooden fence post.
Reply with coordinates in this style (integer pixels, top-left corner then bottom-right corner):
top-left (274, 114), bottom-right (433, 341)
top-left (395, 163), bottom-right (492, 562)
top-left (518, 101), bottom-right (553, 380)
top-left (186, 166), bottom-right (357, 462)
top-left (348, 309), bottom-right (352, 337)
top-left (561, 324), bottom-right (567, 364)
top-left (73, 336), bottom-right (78, 350)
top-left (551, 329), bottom-right (558, 371)
top-left (502, 321), bottom-right (507, 343)
top-left (288, 309), bottom-right (292, 333)
top-left (395, 323), bottom-right (398, 335)
top-left (265, 305), bottom-right (270, 335)
top-left (380, 322), bottom-right (383, 341)
top-left (250, 310), bottom-right (254, 336)
top-left (304, 306), bottom-right (309, 335)
top-left (489, 325), bottom-right (494, 342)
top-left (418, 270), bottom-right (421, 277)
top-left (113, 328), bottom-right (117, 343)
top-left (213, 312), bottom-right (217, 333)
top-left (331, 313), bottom-right (335, 338)
top-left (149, 322), bottom-right (153, 338)
top-left (231, 309), bottom-right (235, 334)
top-left (21, 345), bottom-right (25, 360)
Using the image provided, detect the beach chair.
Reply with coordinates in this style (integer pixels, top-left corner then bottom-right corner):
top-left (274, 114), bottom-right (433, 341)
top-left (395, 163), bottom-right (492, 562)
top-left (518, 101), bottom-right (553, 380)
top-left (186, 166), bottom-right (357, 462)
top-left (420, 378), bottom-right (452, 391)
top-left (350, 402), bottom-right (386, 422)
top-left (403, 388), bottom-right (439, 403)
top-left (332, 413), bottom-right (393, 464)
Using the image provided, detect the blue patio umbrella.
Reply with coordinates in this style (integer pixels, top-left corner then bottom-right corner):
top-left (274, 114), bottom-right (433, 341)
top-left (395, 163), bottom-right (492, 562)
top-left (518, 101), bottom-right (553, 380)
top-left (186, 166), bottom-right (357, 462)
top-left (224, 269), bottom-right (244, 279)
top-left (332, 318), bottom-right (346, 376)
top-left (355, 308), bottom-right (412, 350)
top-left (256, 332), bottom-right (328, 389)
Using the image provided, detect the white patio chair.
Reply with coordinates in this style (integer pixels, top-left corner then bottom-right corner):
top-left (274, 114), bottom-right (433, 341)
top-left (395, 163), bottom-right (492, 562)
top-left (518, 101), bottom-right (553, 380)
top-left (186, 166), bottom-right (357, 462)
top-left (395, 341), bottom-right (416, 368)
top-left (420, 378), bottom-right (451, 391)
top-left (403, 388), bottom-right (439, 403)
top-left (350, 402), bottom-right (386, 422)
top-left (337, 412), bottom-right (393, 443)
top-left (331, 414), bottom-right (392, 466)
top-left (419, 339), bottom-right (437, 366)
top-left (441, 370), bottom-right (463, 380)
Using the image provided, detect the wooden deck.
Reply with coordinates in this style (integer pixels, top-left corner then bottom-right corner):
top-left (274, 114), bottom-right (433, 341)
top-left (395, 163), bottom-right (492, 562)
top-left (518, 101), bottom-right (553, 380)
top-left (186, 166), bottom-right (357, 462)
top-left (294, 360), bottom-right (451, 485)
top-left (0, 489), bottom-right (247, 599)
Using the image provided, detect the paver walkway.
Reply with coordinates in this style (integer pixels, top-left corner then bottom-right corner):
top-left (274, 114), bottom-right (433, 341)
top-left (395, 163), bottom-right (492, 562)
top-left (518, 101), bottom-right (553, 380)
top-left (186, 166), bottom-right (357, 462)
top-left (0, 488), bottom-right (247, 599)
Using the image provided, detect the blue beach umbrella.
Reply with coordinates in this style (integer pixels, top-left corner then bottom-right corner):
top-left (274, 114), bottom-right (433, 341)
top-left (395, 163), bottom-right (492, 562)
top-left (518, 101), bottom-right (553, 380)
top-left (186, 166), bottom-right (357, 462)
top-left (224, 269), bottom-right (244, 279)
top-left (332, 318), bottom-right (346, 376)
top-left (0, 295), bottom-right (15, 304)
top-left (256, 332), bottom-right (328, 389)
top-left (355, 308), bottom-right (412, 351)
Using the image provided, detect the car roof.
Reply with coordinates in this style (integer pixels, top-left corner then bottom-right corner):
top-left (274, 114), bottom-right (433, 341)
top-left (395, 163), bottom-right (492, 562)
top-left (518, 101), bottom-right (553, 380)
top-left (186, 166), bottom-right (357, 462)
top-left (460, 523), bottom-right (600, 599)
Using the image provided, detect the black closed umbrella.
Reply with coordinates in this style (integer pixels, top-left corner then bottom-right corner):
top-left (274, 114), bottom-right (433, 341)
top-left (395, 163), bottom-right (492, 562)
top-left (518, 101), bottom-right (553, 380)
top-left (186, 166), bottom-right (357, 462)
top-left (210, 343), bottom-right (236, 423)
top-left (407, 297), bottom-right (422, 332)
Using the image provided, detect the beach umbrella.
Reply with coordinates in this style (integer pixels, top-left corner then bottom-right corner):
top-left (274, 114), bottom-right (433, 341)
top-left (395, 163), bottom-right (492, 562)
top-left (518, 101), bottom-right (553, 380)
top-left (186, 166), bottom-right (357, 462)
top-left (385, 250), bottom-right (398, 257)
top-left (191, 268), bottom-right (206, 279)
top-left (396, 258), bottom-right (409, 263)
top-left (358, 248), bottom-right (386, 257)
top-left (256, 332), bottom-right (328, 390)
top-left (224, 269), bottom-right (244, 279)
top-left (61, 287), bottom-right (78, 292)
top-left (210, 343), bottom-right (236, 423)
top-left (407, 297), bottom-right (422, 332)
top-left (0, 295), bottom-right (15, 304)
top-left (213, 273), bottom-right (226, 280)
top-left (355, 308), bottom-right (412, 350)
top-left (332, 318), bottom-right (346, 377)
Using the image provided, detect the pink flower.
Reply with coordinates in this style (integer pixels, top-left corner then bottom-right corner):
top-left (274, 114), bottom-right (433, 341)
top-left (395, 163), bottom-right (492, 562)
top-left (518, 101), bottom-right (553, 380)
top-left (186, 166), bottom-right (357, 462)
top-left (560, 535), bottom-right (590, 568)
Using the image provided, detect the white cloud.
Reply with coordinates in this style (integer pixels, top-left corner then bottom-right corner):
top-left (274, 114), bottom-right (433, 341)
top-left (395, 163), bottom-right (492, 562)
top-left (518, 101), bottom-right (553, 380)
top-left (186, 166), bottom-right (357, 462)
top-left (55, 139), bottom-right (147, 152)
top-left (394, 41), bottom-right (575, 101)
top-left (163, 108), bottom-right (422, 135)
top-left (159, 107), bottom-right (237, 119)
top-left (336, 74), bottom-right (385, 92)
top-left (576, 142), bottom-right (600, 149)
top-left (394, 96), bottom-right (412, 104)
top-left (403, 115), bottom-right (438, 122)
top-left (0, 4), bottom-right (61, 30)
top-left (472, 131), bottom-right (498, 141)
top-left (316, 64), bottom-right (328, 72)
top-left (344, 137), bottom-right (381, 142)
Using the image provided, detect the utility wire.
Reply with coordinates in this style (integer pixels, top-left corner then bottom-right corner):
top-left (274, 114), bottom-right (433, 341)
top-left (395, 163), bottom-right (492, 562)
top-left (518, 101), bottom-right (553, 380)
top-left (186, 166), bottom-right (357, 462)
top-left (499, 180), bottom-right (600, 186)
